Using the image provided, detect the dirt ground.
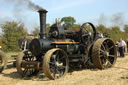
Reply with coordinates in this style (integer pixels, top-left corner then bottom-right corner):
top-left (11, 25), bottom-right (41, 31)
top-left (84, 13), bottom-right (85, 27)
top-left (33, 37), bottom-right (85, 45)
top-left (0, 55), bottom-right (128, 85)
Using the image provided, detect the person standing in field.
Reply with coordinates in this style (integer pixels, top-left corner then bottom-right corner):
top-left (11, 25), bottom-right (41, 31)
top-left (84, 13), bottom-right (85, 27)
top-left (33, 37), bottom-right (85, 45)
top-left (119, 38), bottom-right (126, 57)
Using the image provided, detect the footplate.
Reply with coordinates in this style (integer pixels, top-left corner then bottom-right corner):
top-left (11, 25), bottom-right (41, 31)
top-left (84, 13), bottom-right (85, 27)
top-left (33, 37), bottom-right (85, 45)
top-left (21, 61), bottom-right (40, 70)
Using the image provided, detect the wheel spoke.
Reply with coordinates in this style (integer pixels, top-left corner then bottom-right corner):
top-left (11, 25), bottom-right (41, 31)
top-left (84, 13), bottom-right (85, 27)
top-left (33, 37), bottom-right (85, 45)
top-left (105, 45), bottom-right (109, 51)
top-left (23, 69), bottom-right (28, 74)
top-left (101, 44), bottom-right (106, 51)
top-left (104, 40), bottom-right (108, 46)
top-left (82, 33), bottom-right (88, 37)
top-left (109, 54), bottom-right (114, 57)
top-left (106, 58), bottom-right (112, 66)
top-left (100, 49), bottom-right (106, 57)
top-left (59, 56), bottom-right (65, 61)
top-left (56, 69), bottom-right (61, 76)
top-left (50, 67), bottom-right (55, 72)
top-left (57, 66), bottom-right (66, 70)
top-left (83, 27), bottom-right (89, 32)
top-left (100, 54), bottom-right (104, 58)
top-left (100, 49), bottom-right (105, 53)
top-left (104, 42), bottom-right (108, 50)
top-left (53, 68), bottom-right (56, 77)
top-left (108, 46), bottom-right (114, 50)
top-left (102, 54), bottom-right (112, 67)
top-left (49, 62), bottom-right (55, 65)
top-left (52, 55), bottom-right (56, 63)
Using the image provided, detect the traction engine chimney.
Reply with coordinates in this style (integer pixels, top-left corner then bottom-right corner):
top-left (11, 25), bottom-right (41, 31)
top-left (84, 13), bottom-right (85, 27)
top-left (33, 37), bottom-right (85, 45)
top-left (38, 9), bottom-right (48, 39)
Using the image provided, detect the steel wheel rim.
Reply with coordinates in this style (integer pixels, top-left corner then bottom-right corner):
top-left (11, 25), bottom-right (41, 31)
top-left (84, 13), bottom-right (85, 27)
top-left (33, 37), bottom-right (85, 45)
top-left (92, 38), bottom-right (117, 69)
top-left (99, 39), bottom-right (116, 68)
top-left (43, 48), bottom-right (69, 79)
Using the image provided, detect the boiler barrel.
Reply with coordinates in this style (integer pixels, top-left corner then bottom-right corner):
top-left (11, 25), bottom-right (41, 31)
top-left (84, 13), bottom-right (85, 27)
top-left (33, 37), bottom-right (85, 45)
top-left (29, 38), bottom-right (79, 56)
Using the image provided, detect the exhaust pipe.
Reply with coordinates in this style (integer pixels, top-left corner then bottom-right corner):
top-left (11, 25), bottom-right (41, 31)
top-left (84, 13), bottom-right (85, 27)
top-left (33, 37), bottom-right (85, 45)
top-left (38, 9), bottom-right (48, 39)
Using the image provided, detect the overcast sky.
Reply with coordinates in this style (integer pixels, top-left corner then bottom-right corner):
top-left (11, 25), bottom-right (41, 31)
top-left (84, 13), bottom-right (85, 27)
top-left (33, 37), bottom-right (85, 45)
top-left (0, 0), bottom-right (128, 32)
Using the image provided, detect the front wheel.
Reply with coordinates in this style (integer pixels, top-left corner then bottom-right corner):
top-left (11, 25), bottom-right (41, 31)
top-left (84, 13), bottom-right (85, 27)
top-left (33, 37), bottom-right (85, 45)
top-left (43, 48), bottom-right (69, 80)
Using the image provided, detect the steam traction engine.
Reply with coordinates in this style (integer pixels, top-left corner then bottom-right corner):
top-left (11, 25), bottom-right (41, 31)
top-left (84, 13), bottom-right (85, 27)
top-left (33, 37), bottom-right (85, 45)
top-left (16, 8), bottom-right (117, 79)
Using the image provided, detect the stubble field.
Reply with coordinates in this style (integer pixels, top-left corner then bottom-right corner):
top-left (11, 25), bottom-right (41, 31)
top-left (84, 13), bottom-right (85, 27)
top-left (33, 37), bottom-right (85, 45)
top-left (0, 53), bottom-right (128, 85)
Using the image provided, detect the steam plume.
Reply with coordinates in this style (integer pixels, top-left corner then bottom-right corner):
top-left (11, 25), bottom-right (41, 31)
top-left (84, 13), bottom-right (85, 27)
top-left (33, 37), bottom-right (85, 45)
top-left (98, 13), bottom-right (125, 29)
top-left (98, 13), bottom-right (107, 26)
top-left (111, 13), bottom-right (124, 27)
top-left (3, 0), bottom-right (46, 11)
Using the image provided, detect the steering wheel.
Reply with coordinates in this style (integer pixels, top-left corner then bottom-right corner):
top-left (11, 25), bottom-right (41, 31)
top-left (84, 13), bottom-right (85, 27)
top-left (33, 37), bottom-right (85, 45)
top-left (80, 22), bottom-right (96, 44)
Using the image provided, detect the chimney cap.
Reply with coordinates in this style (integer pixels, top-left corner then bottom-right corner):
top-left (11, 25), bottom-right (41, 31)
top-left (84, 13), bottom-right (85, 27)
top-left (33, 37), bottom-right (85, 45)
top-left (38, 8), bottom-right (48, 13)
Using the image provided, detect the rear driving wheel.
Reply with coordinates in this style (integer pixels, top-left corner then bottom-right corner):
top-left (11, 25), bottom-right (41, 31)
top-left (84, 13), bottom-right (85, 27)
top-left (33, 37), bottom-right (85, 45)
top-left (43, 48), bottom-right (69, 80)
top-left (92, 38), bottom-right (117, 69)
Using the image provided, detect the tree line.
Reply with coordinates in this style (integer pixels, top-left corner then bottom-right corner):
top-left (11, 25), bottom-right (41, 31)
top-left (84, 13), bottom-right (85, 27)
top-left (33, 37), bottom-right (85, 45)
top-left (0, 16), bottom-right (128, 52)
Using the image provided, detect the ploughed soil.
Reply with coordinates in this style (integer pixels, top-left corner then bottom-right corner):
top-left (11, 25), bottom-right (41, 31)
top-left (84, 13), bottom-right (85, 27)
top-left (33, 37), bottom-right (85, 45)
top-left (0, 54), bottom-right (128, 85)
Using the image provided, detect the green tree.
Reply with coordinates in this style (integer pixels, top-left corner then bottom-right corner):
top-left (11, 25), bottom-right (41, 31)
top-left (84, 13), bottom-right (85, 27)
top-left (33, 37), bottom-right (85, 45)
top-left (1, 21), bottom-right (27, 51)
top-left (61, 16), bottom-right (76, 29)
top-left (73, 24), bottom-right (81, 31)
top-left (32, 26), bottom-right (40, 36)
top-left (96, 24), bottom-right (111, 37)
top-left (46, 24), bottom-right (50, 33)
top-left (109, 26), bottom-right (122, 41)
top-left (32, 24), bottom-right (50, 36)
top-left (96, 24), bottom-right (106, 33)
top-left (124, 25), bottom-right (128, 33)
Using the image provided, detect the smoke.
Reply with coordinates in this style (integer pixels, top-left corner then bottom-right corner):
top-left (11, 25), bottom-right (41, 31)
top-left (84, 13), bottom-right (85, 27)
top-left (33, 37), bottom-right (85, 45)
top-left (111, 13), bottom-right (124, 27)
top-left (98, 13), bottom-right (125, 29)
top-left (98, 13), bottom-right (107, 26)
top-left (0, 0), bottom-right (46, 32)
top-left (4, 0), bottom-right (45, 11)
top-left (2, 0), bottom-right (46, 20)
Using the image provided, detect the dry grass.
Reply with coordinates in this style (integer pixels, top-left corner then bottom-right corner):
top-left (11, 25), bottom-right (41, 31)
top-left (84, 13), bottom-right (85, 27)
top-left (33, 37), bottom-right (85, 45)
top-left (0, 54), bottom-right (128, 85)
